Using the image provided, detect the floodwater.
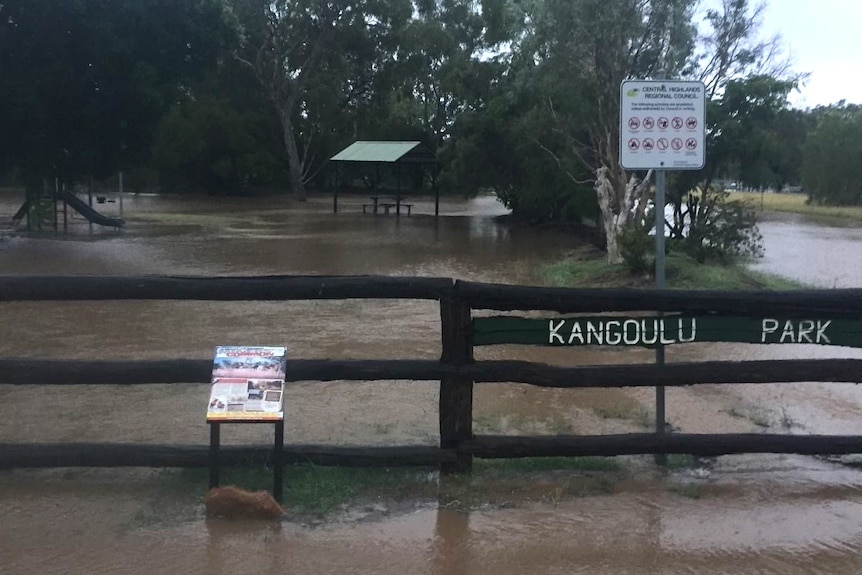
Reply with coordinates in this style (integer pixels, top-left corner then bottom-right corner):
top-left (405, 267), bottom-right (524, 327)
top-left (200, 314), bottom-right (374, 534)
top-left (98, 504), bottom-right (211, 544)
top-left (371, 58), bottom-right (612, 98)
top-left (1, 192), bottom-right (862, 574)
top-left (754, 212), bottom-right (862, 288)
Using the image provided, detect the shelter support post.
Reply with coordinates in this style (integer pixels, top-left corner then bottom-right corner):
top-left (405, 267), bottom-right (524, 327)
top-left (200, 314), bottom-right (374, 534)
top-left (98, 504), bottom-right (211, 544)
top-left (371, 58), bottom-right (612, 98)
top-left (433, 166), bottom-right (440, 217)
top-left (333, 166), bottom-right (340, 214)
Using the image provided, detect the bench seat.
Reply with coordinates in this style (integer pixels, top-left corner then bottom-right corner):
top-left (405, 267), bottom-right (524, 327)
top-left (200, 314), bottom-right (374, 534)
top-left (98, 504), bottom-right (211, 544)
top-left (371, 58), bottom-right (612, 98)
top-left (379, 203), bottom-right (412, 216)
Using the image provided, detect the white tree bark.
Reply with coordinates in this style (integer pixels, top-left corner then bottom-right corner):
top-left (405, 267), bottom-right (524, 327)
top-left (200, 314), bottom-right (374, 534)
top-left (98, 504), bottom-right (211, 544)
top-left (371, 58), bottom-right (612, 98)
top-left (595, 166), bottom-right (653, 264)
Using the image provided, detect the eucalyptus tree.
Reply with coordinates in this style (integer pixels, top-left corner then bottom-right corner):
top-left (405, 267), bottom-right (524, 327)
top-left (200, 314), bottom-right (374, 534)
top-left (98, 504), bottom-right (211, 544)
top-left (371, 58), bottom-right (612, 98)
top-left (510, 0), bottom-right (800, 264)
top-left (662, 1), bottom-right (804, 262)
top-left (234, 0), bottom-right (412, 199)
top-left (515, 0), bottom-right (697, 262)
top-left (802, 104), bottom-right (862, 206)
top-left (391, 0), bottom-right (506, 153)
top-left (0, 0), bottom-right (238, 189)
top-left (665, 74), bottom-right (798, 265)
top-left (697, 0), bottom-right (792, 98)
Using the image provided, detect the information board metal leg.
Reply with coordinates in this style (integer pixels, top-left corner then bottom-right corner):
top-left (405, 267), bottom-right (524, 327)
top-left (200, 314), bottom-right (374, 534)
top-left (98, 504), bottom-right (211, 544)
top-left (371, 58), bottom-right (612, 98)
top-left (273, 420), bottom-right (284, 502)
top-left (208, 423), bottom-right (220, 489)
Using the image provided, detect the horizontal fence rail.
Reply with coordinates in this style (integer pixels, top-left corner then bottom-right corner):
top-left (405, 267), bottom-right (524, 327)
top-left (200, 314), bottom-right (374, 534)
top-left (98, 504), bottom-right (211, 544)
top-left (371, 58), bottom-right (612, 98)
top-left (464, 434), bottom-right (862, 458)
top-left (0, 275), bottom-right (454, 301)
top-left (1, 274), bottom-right (861, 472)
top-left (2, 358), bottom-right (861, 387)
top-left (0, 443), bottom-right (456, 469)
top-left (3, 433), bottom-right (859, 470)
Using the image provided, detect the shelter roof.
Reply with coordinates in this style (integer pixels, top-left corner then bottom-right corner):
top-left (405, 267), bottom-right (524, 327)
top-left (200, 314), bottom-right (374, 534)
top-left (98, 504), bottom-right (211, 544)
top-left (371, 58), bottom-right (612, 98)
top-left (329, 141), bottom-right (436, 164)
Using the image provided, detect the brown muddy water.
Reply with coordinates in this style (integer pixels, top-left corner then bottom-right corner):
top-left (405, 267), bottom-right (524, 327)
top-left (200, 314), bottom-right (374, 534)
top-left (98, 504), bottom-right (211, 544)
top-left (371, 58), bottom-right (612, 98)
top-left (1, 192), bottom-right (862, 574)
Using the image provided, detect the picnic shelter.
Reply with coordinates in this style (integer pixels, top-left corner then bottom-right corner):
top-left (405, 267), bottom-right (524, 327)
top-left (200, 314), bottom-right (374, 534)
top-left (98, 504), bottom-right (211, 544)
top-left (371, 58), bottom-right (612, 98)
top-left (329, 141), bottom-right (440, 216)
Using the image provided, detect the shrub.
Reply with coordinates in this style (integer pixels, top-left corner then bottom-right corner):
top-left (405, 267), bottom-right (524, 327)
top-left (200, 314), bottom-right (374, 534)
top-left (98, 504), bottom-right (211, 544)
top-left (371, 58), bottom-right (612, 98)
top-left (618, 221), bottom-right (654, 274)
top-left (675, 188), bottom-right (763, 263)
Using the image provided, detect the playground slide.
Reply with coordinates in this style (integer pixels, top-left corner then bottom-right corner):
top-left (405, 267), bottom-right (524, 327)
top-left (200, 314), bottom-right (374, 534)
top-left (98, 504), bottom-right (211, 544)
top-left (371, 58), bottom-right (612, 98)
top-left (11, 199), bottom-right (30, 221)
top-left (58, 190), bottom-right (125, 227)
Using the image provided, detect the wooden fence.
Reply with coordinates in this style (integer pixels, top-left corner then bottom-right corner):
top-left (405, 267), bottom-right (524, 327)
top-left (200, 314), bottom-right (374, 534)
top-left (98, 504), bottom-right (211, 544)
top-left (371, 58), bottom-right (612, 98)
top-left (1, 275), bottom-right (861, 472)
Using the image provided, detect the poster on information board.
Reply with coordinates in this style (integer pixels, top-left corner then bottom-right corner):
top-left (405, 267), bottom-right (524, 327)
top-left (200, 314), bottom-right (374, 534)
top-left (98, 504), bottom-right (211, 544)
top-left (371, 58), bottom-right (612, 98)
top-left (206, 346), bottom-right (286, 422)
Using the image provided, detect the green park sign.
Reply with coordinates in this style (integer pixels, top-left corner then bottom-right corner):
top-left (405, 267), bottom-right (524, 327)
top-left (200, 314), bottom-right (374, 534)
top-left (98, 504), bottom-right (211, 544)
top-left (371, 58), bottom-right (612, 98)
top-left (472, 316), bottom-right (862, 348)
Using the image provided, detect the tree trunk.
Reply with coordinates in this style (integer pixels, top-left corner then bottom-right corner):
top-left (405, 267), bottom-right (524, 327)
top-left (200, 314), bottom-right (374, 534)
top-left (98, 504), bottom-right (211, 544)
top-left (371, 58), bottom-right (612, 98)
top-left (595, 167), bottom-right (622, 264)
top-left (595, 166), bottom-right (653, 264)
top-left (278, 108), bottom-right (306, 201)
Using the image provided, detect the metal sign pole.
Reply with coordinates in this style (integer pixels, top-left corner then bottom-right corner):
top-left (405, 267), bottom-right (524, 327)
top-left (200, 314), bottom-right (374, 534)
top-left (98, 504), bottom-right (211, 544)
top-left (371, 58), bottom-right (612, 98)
top-left (652, 68), bottom-right (668, 464)
top-left (654, 169), bottom-right (667, 463)
top-left (619, 73), bottom-right (705, 465)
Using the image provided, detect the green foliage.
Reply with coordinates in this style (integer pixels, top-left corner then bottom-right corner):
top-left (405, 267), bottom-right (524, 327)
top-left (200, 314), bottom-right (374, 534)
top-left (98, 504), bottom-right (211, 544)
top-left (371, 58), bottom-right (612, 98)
top-left (673, 188), bottom-right (763, 263)
top-left (713, 76), bottom-right (802, 191)
top-left (515, 0), bottom-right (697, 217)
top-left (664, 453), bottom-right (700, 470)
top-left (392, 0), bottom-right (496, 151)
top-left (802, 104), bottom-right (862, 206)
top-left (668, 75), bottom-right (802, 208)
top-left (236, 0), bottom-right (416, 195)
top-left (0, 0), bottom-right (240, 184)
top-left (477, 457), bottom-right (620, 474)
top-left (665, 251), bottom-right (803, 289)
top-left (440, 17), bottom-right (602, 223)
top-left (668, 483), bottom-right (704, 499)
top-left (176, 464), bottom-right (436, 518)
top-left (544, 253), bottom-right (629, 287)
top-left (545, 249), bottom-right (802, 290)
top-left (152, 97), bottom-right (285, 193)
top-left (0, 0), bottom-right (815, 215)
top-left (618, 221), bottom-right (655, 275)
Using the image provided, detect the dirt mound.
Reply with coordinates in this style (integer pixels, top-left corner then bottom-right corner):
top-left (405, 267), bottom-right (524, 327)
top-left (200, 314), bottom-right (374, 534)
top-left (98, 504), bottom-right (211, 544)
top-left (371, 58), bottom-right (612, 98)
top-left (205, 485), bottom-right (285, 520)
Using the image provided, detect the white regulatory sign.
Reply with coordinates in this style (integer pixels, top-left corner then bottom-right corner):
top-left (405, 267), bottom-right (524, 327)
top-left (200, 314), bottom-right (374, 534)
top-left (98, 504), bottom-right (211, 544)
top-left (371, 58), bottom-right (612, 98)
top-left (620, 80), bottom-right (705, 170)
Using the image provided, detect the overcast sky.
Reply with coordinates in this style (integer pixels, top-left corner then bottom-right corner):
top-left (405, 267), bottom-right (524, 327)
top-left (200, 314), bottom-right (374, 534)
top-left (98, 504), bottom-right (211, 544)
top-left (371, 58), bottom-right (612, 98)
top-left (710, 0), bottom-right (859, 108)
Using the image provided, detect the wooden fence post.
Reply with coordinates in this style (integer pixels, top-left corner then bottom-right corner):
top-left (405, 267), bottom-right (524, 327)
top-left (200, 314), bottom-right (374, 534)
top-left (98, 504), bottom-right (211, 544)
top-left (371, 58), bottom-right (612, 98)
top-left (439, 287), bottom-right (473, 472)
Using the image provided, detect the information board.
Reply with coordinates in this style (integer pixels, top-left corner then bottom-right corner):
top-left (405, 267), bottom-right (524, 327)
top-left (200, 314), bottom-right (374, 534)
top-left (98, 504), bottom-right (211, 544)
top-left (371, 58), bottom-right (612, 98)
top-left (206, 346), bottom-right (287, 422)
top-left (620, 80), bottom-right (705, 170)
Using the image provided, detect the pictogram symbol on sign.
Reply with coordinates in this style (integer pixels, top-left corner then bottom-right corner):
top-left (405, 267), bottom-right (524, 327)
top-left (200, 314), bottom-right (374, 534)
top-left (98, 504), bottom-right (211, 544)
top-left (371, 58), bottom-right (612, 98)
top-left (657, 138), bottom-right (669, 151)
top-left (629, 117), bottom-right (640, 130)
top-left (657, 117), bottom-right (669, 129)
top-left (642, 138), bottom-right (655, 151)
top-left (643, 117), bottom-right (655, 130)
top-left (671, 138), bottom-right (683, 151)
top-left (672, 117), bottom-right (684, 130)
top-left (628, 138), bottom-right (640, 151)
top-left (686, 117), bottom-right (698, 129)
top-left (686, 138), bottom-right (698, 150)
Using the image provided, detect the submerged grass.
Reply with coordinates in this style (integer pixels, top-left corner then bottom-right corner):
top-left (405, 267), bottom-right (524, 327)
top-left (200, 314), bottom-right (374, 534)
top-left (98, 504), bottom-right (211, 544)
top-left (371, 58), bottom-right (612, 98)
top-left (668, 483), bottom-right (704, 500)
top-left (172, 464), bottom-right (438, 518)
top-left (167, 456), bottom-right (626, 519)
top-left (545, 247), bottom-right (804, 290)
top-left (476, 456), bottom-right (620, 475)
top-left (727, 191), bottom-right (862, 224)
top-left (663, 454), bottom-right (701, 471)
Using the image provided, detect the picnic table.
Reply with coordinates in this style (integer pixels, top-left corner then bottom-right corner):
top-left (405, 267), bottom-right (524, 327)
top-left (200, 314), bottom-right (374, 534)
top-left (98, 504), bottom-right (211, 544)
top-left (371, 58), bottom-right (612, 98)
top-left (363, 195), bottom-right (413, 216)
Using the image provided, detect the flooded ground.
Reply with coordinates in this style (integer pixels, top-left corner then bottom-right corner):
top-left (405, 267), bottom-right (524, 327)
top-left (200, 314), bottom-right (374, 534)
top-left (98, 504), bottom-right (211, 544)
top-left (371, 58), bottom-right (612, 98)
top-left (1, 192), bottom-right (861, 574)
top-left (753, 211), bottom-right (862, 288)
